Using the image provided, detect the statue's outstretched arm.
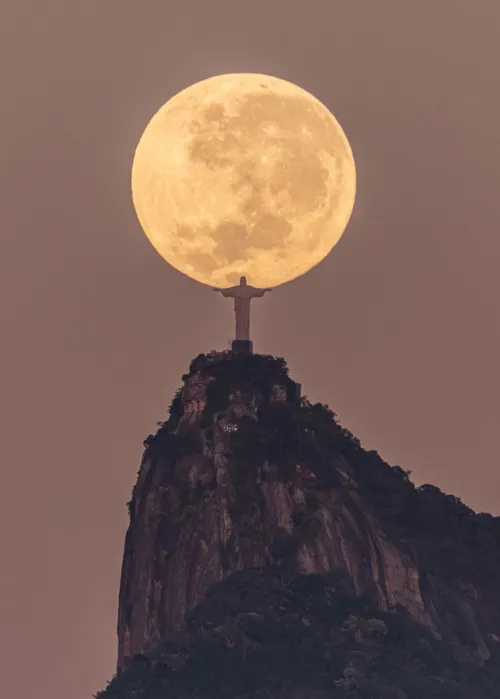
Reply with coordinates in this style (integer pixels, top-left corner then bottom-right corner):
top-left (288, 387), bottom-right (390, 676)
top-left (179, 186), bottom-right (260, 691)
top-left (213, 287), bottom-right (236, 298)
top-left (250, 288), bottom-right (273, 298)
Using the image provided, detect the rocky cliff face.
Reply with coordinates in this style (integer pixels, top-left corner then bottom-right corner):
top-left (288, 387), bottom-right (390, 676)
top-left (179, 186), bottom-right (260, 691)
top-left (117, 352), bottom-right (500, 672)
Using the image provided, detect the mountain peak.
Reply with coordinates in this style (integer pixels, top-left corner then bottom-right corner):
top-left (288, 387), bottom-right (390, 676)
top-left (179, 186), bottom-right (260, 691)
top-left (101, 352), bottom-right (500, 697)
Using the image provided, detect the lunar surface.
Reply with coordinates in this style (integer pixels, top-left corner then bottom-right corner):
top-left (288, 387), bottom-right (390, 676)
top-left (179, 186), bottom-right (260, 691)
top-left (132, 73), bottom-right (356, 288)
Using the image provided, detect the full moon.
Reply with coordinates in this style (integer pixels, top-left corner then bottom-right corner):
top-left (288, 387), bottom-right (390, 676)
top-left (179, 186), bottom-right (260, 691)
top-left (132, 73), bottom-right (356, 288)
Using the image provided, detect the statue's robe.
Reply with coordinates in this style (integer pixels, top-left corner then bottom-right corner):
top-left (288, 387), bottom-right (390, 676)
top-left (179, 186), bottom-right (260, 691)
top-left (218, 285), bottom-right (268, 340)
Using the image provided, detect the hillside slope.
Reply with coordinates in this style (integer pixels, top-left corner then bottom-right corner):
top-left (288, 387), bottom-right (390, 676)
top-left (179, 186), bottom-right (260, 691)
top-left (96, 352), bottom-right (500, 698)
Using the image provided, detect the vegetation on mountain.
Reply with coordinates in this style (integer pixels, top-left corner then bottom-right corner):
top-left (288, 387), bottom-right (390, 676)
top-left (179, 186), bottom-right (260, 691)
top-left (108, 353), bottom-right (500, 698)
top-left (97, 568), bottom-right (500, 699)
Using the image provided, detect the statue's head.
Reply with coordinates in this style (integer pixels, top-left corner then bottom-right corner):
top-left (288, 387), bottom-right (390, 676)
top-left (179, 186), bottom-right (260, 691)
top-left (240, 276), bottom-right (247, 286)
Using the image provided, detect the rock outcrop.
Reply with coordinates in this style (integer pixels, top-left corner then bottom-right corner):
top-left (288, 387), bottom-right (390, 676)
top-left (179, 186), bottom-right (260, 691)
top-left (116, 352), bottom-right (500, 674)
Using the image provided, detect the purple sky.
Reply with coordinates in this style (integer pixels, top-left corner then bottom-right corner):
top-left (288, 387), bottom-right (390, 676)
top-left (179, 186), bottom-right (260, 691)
top-left (1, 2), bottom-right (499, 698)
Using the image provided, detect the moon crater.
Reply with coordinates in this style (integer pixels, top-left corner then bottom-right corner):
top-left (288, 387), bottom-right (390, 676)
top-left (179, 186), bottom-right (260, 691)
top-left (132, 73), bottom-right (356, 288)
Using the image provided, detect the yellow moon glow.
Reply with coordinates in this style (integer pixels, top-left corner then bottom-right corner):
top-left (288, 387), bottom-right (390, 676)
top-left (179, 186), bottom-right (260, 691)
top-left (132, 73), bottom-right (356, 288)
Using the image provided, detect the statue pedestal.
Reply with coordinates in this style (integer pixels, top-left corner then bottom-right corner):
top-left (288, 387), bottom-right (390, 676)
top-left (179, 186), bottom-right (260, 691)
top-left (231, 339), bottom-right (253, 355)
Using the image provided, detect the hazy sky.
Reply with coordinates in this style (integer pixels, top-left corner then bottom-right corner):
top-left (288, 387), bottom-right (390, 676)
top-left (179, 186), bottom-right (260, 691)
top-left (1, 1), bottom-right (499, 698)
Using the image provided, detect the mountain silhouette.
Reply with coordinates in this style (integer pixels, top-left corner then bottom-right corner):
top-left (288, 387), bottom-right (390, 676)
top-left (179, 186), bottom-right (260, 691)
top-left (96, 352), bottom-right (500, 698)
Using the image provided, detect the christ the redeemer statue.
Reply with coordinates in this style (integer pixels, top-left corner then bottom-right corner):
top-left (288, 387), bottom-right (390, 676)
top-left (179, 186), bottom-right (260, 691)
top-left (213, 276), bottom-right (272, 343)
